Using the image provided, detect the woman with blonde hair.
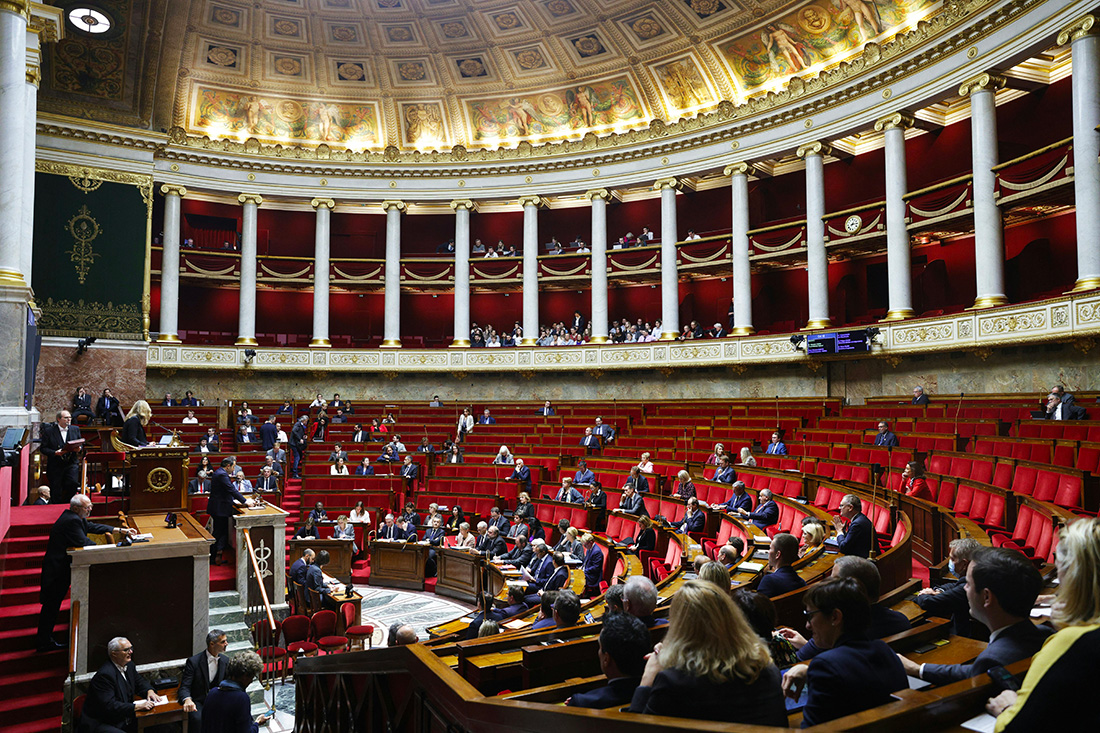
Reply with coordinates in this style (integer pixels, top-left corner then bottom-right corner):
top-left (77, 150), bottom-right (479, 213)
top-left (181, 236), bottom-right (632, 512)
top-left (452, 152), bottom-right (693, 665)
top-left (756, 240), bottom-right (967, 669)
top-left (800, 522), bottom-right (826, 557)
top-left (638, 452), bottom-right (654, 473)
top-left (672, 469), bottom-right (696, 501)
top-left (628, 580), bottom-right (786, 724)
top-left (699, 560), bottom-right (732, 592)
top-left (121, 400), bottom-right (152, 446)
top-left (707, 443), bottom-right (725, 466)
top-left (739, 446), bottom-right (757, 467)
top-left (987, 517), bottom-right (1100, 731)
top-left (514, 491), bottom-right (534, 522)
top-left (492, 445), bottom-right (513, 465)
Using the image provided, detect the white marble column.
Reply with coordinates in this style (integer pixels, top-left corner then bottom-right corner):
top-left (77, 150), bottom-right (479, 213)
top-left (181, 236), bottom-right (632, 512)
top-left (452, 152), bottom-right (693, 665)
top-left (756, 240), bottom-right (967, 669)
top-left (1061, 16), bottom-right (1100, 292)
top-left (724, 163), bottom-right (754, 335)
top-left (875, 113), bottom-right (916, 321)
top-left (381, 200), bottom-right (405, 347)
top-left (310, 198), bottom-right (334, 347)
top-left (158, 185), bottom-right (186, 342)
top-left (654, 179), bottom-right (680, 339)
top-left (519, 195), bottom-right (541, 345)
top-left (236, 194), bottom-right (262, 346)
top-left (586, 189), bottom-right (610, 343)
top-left (0, 3), bottom-right (28, 289)
top-left (797, 142), bottom-right (832, 328)
top-left (20, 21), bottom-right (38, 288)
top-left (450, 199), bottom-right (474, 347)
top-left (960, 73), bottom-right (1008, 308)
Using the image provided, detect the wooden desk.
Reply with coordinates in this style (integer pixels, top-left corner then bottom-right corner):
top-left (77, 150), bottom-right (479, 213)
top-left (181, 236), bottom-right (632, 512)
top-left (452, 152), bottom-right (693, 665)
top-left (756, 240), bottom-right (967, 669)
top-left (368, 541), bottom-right (429, 591)
top-left (904, 635), bottom-right (987, 667)
top-left (289, 537), bottom-right (354, 579)
top-left (325, 581), bottom-right (362, 632)
top-left (435, 547), bottom-right (485, 603)
top-left (136, 689), bottom-right (187, 732)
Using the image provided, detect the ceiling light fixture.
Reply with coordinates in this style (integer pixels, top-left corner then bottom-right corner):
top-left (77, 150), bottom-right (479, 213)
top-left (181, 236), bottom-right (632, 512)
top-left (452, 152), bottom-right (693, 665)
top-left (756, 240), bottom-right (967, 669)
top-left (69, 7), bottom-right (111, 34)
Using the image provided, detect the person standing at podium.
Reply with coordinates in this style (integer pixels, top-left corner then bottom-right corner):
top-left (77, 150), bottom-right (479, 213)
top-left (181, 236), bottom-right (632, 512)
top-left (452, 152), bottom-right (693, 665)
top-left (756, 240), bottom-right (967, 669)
top-left (120, 400), bottom-right (152, 446)
top-left (209, 457), bottom-right (254, 566)
top-left (41, 410), bottom-right (82, 504)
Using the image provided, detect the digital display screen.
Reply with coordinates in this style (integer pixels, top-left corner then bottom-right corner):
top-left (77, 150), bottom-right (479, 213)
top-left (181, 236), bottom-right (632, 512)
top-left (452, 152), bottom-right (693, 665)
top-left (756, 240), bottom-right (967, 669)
top-left (806, 330), bottom-right (871, 355)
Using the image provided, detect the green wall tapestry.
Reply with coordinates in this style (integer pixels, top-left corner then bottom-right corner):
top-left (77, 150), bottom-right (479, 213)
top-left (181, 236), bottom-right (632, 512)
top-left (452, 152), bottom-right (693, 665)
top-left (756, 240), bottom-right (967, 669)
top-left (32, 167), bottom-right (151, 340)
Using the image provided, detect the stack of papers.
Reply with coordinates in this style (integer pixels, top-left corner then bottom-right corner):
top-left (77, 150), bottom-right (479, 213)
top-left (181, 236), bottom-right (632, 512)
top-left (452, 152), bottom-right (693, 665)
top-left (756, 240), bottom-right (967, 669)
top-left (738, 561), bottom-right (766, 572)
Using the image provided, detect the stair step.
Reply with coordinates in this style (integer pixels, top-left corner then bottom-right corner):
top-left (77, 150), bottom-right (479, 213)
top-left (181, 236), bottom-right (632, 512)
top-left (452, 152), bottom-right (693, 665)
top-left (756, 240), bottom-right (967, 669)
top-left (0, 600), bottom-right (68, 632)
top-left (210, 590), bottom-right (241, 608)
top-left (0, 667), bottom-right (65, 698)
top-left (2, 716), bottom-right (64, 733)
top-left (0, 566), bottom-right (44, 588)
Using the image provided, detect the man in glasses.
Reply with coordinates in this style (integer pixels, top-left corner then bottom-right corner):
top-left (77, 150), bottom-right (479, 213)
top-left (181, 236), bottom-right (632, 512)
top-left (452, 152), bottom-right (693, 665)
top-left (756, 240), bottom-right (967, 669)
top-left (81, 636), bottom-right (163, 732)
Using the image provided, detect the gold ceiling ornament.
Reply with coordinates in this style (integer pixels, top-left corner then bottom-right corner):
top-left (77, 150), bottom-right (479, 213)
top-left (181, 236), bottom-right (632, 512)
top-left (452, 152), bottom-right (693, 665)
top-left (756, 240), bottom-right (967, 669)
top-left (796, 141), bottom-right (833, 159)
top-left (65, 205), bottom-right (101, 284)
top-left (69, 172), bottom-right (103, 194)
top-left (1057, 14), bottom-right (1097, 45)
top-left (873, 111), bottom-right (916, 132)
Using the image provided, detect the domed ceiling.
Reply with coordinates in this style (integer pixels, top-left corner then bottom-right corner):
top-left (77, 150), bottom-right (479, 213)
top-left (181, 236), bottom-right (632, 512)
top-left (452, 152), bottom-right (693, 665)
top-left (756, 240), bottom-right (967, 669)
top-left (41, 0), bottom-right (943, 151)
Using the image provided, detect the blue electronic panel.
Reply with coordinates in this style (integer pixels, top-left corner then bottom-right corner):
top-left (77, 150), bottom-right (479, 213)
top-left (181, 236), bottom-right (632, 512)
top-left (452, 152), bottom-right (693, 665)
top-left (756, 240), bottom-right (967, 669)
top-left (806, 330), bottom-right (870, 355)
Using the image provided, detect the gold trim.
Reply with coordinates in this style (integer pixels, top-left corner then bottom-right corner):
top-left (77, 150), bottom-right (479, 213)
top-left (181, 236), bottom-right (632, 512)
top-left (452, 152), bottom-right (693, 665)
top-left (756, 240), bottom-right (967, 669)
top-left (882, 309), bottom-right (916, 322)
top-left (380, 339), bottom-right (403, 348)
top-left (36, 161), bottom-right (152, 188)
top-left (160, 184), bottom-right (187, 197)
top-left (584, 189), bottom-right (612, 201)
top-left (796, 141), bottom-right (833, 159)
top-left (157, 334), bottom-right (181, 343)
top-left (723, 163), bottom-right (750, 177)
top-left (517, 195), bottom-right (543, 208)
top-left (873, 112), bottom-right (916, 132)
top-left (381, 200), bottom-right (407, 213)
top-left (803, 319), bottom-right (833, 330)
top-left (653, 178), bottom-right (680, 191)
top-left (450, 199), bottom-right (475, 211)
top-left (958, 72), bottom-right (1006, 97)
top-left (28, 2), bottom-right (64, 43)
top-left (26, 65), bottom-right (40, 87)
top-left (449, 339), bottom-right (470, 348)
top-left (235, 337), bottom-right (259, 346)
top-left (309, 338), bottom-right (332, 347)
top-left (588, 336), bottom-right (609, 344)
top-left (310, 198), bottom-right (335, 210)
top-left (1071, 277), bottom-right (1100, 293)
top-left (0, 1), bottom-right (29, 19)
top-left (0, 269), bottom-right (28, 286)
top-left (238, 194), bottom-right (264, 206)
top-left (970, 295), bottom-right (1009, 309)
top-left (1058, 14), bottom-right (1097, 45)
top-left (659, 331), bottom-right (678, 341)
top-left (732, 326), bottom-right (756, 336)
top-left (520, 338), bottom-right (537, 346)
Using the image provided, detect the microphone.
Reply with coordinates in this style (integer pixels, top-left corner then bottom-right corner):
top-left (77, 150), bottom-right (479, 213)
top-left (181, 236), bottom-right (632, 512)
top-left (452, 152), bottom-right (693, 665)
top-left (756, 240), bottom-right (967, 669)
top-left (954, 392), bottom-right (965, 434)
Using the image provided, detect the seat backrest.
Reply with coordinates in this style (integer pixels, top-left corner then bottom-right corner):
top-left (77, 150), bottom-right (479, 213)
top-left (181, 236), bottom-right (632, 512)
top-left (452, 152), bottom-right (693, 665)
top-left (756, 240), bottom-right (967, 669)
top-left (310, 610), bottom-right (338, 640)
top-left (1054, 474), bottom-right (1082, 509)
top-left (252, 619), bottom-right (281, 648)
top-left (340, 602), bottom-right (356, 631)
top-left (282, 614), bottom-right (311, 644)
top-left (1032, 469), bottom-right (1059, 503)
top-left (954, 483), bottom-right (974, 515)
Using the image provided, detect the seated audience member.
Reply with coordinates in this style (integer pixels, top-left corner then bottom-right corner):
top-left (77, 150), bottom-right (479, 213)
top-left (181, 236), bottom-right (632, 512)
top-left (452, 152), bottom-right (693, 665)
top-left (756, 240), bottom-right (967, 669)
top-left (555, 526), bottom-right (582, 556)
top-left (603, 584), bottom-right (626, 617)
top-left (355, 456), bottom-right (374, 476)
top-left (737, 489), bottom-right (778, 531)
top-left (492, 445), bottom-right (514, 465)
top-left (912, 385), bottom-right (931, 405)
top-left (330, 457), bottom-right (349, 476)
top-left (482, 525), bottom-right (507, 557)
top-left (308, 501), bottom-right (329, 524)
top-left (766, 431), bottom-right (787, 455)
top-left (276, 400), bottom-right (293, 414)
top-left (288, 549), bottom-right (313, 588)
top-left (573, 458), bottom-right (595, 485)
top-left (487, 506), bottom-right (509, 535)
top-left (757, 533), bottom-right (806, 599)
top-left (630, 515), bottom-right (656, 553)
top-left (721, 480), bottom-right (753, 514)
top-left (377, 513), bottom-right (403, 541)
top-left (623, 575), bottom-right (666, 627)
top-left (295, 517), bottom-right (319, 539)
top-left (477, 620), bottom-right (501, 637)
top-left (707, 443), bottom-right (726, 466)
top-left (1042, 390), bottom-right (1088, 420)
top-left (387, 623), bottom-right (417, 646)
top-left (671, 470), bottom-right (696, 501)
top-left (677, 497), bottom-right (704, 534)
top-left (198, 650), bottom-right (270, 731)
top-left (986, 518), bottom-right (1100, 731)
top-left (466, 592), bottom-right (504, 639)
top-left (350, 424), bottom-right (367, 443)
top-left (733, 590), bottom-right (799, 667)
top-left (800, 522), bottom-right (826, 557)
top-left (32, 486), bottom-right (50, 505)
top-left (593, 416), bottom-right (614, 444)
top-left (900, 461), bottom-right (933, 500)
top-left (579, 426), bottom-right (601, 450)
top-left (628, 580), bottom-right (787, 725)
top-left (497, 533), bottom-right (533, 566)
top-left (348, 501), bottom-right (370, 524)
top-left (478, 408), bottom-right (495, 425)
top-left (328, 444), bottom-right (348, 463)
top-left (509, 458), bottom-right (531, 492)
top-left (555, 477), bottom-right (583, 504)
top-left (182, 410), bottom-right (199, 425)
top-left (619, 482), bottom-right (647, 516)
top-left (831, 493), bottom-right (872, 558)
top-left (306, 550), bottom-right (336, 604)
top-left (699, 560), bottom-right (732, 592)
top-left (542, 552), bottom-right (571, 593)
top-left (537, 400), bottom-right (555, 416)
top-left (717, 544), bottom-right (742, 570)
top-left (500, 586), bottom-right (530, 617)
top-left (416, 436), bottom-right (433, 453)
top-left (179, 629), bottom-right (229, 729)
top-left (874, 420), bottom-right (900, 447)
top-left (567, 613), bottom-right (650, 709)
top-left (916, 537), bottom-right (982, 637)
top-left (81, 636), bottom-right (161, 732)
top-left (333, 515), bottom-right (358, 554)
top-left (396, 517), bottom-right (418, 542)
top-left (739, 446), bottom-right (757, 466)
top-left (400, 454), bottom-right (419, 481)
top-left (531, 592), bottom-right (559, 630)
top-left (446, 505), bottom-right (465, 532)
top-left (900, 547), bottom-right (1049, 685)
top-left (713, 455), bottom-right (737, 484)
top-left (377, 444), bottom-right (397, 463)
top-left (552, 590), bottom-right (582, 630)
top-left (780, 578), bottom-right (908, 727)
top-left (454, 522), bottom-right (477, 549)
top-left (623, 466), bottom-right (649, 495)
top-left (637, 452), bottom-right (654, 474)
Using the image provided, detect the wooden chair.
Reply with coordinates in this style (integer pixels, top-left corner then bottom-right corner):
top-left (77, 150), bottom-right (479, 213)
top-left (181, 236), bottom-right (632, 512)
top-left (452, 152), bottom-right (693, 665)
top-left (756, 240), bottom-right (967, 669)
top-left (341, 602), bottom-right (374, 650)
top-left (309, 610), bottom-right (349, 654)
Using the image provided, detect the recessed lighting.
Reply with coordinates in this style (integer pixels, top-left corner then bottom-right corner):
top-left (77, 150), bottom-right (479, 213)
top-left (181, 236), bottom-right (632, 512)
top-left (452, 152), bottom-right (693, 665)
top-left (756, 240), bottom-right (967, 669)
top-left (69, 8), bottom-right (111, 34)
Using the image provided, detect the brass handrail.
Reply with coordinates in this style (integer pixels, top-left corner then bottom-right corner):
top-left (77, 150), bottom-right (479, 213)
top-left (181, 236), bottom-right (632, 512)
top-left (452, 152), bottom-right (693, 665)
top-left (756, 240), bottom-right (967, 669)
top-left (242, 528), bottom-right (277, 631)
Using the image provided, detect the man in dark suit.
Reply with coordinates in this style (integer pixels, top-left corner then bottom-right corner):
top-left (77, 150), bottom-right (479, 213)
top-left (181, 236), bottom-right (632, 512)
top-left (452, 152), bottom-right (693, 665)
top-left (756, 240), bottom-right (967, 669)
top-left (593, 417), bottom-right (614, 444)
top-left (378, 514), bottom-right (403, 540)
top-left (537, 400), bottom-right (555, 416)
top-left (290, 415), bottom-right (308, 478)
top-left (901, 547), bottom-right (1050, 685)
top-left (37, 495), bottom-right (125, 652)
top-left (873, 420), bottom-right (900, 447)
top-left (543, 553), bottom-right (571, 593)
top-left (523, 542), bottom-right (555, 595)
top-left (573, 459), bottom-right (595, 485)
top-left (208, 456), bottom-right (253, 565)
top-left (619, 484), bottom-right (648, 516)
top-left (498, 534), bottom-right (533, 566)
top-left (95, 388), bottom-right (124, 426)
top-left (912, 386), bottom-right (931, 405)
top-left (180, 391), bottom-right (199, 407)
top-left (477, 408), bottom-right (496, 425)
top-left (487, 506), bottom-right (510, 535)
top-left (915, 537), bottom-right (982, 637)
top-left (78, 636), bottom-right (159, 733)
top-left (720, 480), bottom-right (753, 514)
top-left (41, 409), bottom-right (82, 504)
top-left (713, 455), bottom-right (737, 484)
top-left (400, 456), bottom-right (419, 484)
top-left (757, 533), bottom-right (806, 598)
top-left (677, 498), bottom-right (705, 534)
top-left (33, 486), bottom-right (50, 505)
top-left (579, 427), bottom-right (601, 450)
top-left (509, 458), bottom-right (531, 492)
top-left (500, 585), bottom-right (530, 617)
top-left (581, 534), bottom-right (604, 597)
top-left (1042, 391), bottom-right (1088, 420)
top-left (482, 526), bottom-right (507, 557)
top-left (567, 613), bottom-right (648, 709)
top-left (737, 488), bottom-right (779, 530)
top-left (833, 494), bottom-right (873, 558)
top-left (765, 431), bottom-right (787, 455)
top-left (259, 415), bottom-right (278, 451)
top-left (307, 550), bottom-right (335, 606)
top-left (1050, 384), bottom-right (1077, 409)
top-left (161, 393), bottom-right (178, 407)
top-left (289, 548), bottom-right (314, 586)
top-left (255, 466), bottom-right (279, 493)
top-left (179, 629), bottom-right (229, 729)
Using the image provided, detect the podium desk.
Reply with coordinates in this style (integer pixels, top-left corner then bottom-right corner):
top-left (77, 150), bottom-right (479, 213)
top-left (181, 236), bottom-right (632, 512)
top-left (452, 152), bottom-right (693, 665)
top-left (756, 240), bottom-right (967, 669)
top-left (136, 689), bottom-right (187, 733)
top-left (70, 512), bottom-right (212, 675)
top-left (288, 537), bottom-right (354, 579)
top-left (435, 547), bottom-right (484, 603)
top-left (367, 541), bottom-right (429, 591)
top-left (233, 503), bottom-right (289, 613)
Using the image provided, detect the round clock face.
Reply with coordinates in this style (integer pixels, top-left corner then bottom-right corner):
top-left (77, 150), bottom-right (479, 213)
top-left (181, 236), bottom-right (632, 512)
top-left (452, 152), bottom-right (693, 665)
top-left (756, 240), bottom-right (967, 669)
top-left (844, 214), bottom-right (862, 234)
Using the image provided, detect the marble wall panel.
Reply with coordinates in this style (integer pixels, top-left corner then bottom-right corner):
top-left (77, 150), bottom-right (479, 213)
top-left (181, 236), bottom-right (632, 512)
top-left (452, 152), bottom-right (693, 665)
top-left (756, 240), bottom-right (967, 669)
top-left (36, 341), bottom-right (148, 417)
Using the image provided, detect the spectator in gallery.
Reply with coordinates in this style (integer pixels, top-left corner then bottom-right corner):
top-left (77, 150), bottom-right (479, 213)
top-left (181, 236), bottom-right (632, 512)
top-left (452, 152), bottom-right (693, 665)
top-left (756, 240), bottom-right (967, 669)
top-left (912, 385), bottom-right (931, 405)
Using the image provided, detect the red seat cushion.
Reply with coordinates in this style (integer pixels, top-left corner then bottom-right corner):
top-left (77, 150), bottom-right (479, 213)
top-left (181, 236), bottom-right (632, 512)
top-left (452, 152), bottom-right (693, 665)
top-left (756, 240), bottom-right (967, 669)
top-left (346, 625), bottom-right (374, 636)
top-left (287, 641), bottom-right (318, 655)
top-left (318, 635), bottom-right (348, 647)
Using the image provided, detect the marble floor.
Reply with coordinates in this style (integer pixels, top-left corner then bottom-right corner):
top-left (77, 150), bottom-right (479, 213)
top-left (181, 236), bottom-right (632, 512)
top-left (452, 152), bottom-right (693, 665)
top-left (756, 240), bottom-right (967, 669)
top-left (265, 584), bottom-right (472, 721)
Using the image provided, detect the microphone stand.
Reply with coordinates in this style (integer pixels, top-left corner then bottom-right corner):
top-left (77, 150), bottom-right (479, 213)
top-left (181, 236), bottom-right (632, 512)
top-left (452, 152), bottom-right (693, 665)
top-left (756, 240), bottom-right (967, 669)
top-left (953, 392), bottom-right (965, 436)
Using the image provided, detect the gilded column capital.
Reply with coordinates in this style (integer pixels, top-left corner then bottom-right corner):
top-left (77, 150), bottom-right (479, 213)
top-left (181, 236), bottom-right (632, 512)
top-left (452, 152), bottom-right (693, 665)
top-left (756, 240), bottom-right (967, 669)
top-left (517, 195), bottom-right (544, 208)
top-left (310, 197), bottom-right (336, 210)
top-left (723, 162), bottom-right (750, 177)
top-left (449, 199), bottom-right (476, 211)
top-left (796, 141), bottom-right (832, 159)
top-left (160, 184), bottom-right (187, 198)
top-left (26, 64), bottom-right (40, 87)
top-left (873, 111), bottom-right (916, 132)
top-left (958, 72), bottom-right (1006, 97)
top-left (238, 193), bottom-right (263, 206)
top-left (380, 199), bottom-right (406, 213)
top-left (0, 1), bottom-right (29, 20)
top-left (29, 2), bottom-right (64, 42)
top-left (1058, 14), bottom-right (1097, 45)
top-left (653, 178), bottom-right (681, 191)
top-left (584, 188), bottom-right (611, 202)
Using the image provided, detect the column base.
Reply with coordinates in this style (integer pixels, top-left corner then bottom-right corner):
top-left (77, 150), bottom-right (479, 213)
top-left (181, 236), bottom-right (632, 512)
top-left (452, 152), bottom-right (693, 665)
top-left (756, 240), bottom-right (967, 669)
top-left (1070, 277), bottom-right (1100, 293)
top-left (968, 295), bottom-right (1008, 310)
top-left (588, 336), bottom-right (609, 344)
top-left (0, 269), bottom-right (27, 288)
top-left (156, 334), bottom-right (181, 343)
top-left (309, 339), bottom-right (332, 348)
top-left (520, 338), bottom-right (537, 346)
top-left (380, 339), bottom-right (402, 348)
top-left (659, 331), bottom-right (679, 341)
top-left (802, 319), bottom-right (833, 330)
top-left (449, 339), bottom-right (470, 348)
top-left (881, 309), bottom-right (915, 322)
top-left (731, 326), bottom-right (756, 336)
top-left (235, 337), bottom-right (258, 346)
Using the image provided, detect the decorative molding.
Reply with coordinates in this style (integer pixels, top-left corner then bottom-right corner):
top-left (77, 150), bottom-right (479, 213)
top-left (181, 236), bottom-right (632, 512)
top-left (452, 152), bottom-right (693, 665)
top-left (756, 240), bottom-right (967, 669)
top-left (796, 141), bottom-right (833, 159)
top-left (652, 177), bottom-right (680, 191)
top-left (517, 195), bottom-right (544, 208)
top-left (380, 200), bottom-right (407, 213)
top-left (584, 188), bottom-right (611, 201)
top-left (958, 72), bottom-right (1008, 97)
top-left (238, 193), bottom-right (264, 206)
top-left (723, 162), bottom-right (750, 177)
top-left (873, 111), bottom-right (916, 132)
top-left (29, 2), bottom-right (64, 43)
top-left (35, 161), bottom-right (153, 190)
top-left (160, 184), bottom-right (187, 197)
top-left (0, 1), bottom-right (29, 20)
top-left (1057, 14), bottom-right (1097, 45)
top-left (310, 198), bottom-right (336, 210)
top-left (449, 199), bottom-right (476, 211)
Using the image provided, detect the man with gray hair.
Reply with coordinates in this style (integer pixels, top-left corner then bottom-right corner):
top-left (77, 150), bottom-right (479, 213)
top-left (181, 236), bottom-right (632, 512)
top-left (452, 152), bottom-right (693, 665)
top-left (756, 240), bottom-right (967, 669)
top-left (737, 488), bottom-right (778, 531)
top-left (720, 480), bottom-right (753, 514)
top-left (622, 575), bottom-right (666, 627)
top-left (179, 629), bottom-right (229, 728)
top-left (832, 493), bottom-right (872, 558)
top-left (912, 385), bottom-right (930, 405)
top-left (378, 513), bottom-right (402, 540)
top-left (202, 650), bottom-right (270, 728)
top-left (81, 636), bottom-right (160, 731)
top-left (917, 537), bottom-right (983, 637)
top-left (388, 623), bottom-right (417, 646)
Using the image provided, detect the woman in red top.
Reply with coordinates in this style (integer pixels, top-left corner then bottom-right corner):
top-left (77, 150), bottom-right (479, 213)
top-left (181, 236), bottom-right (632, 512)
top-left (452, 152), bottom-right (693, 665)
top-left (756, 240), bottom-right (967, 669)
top-left (900, 461), bottom-right (933, 500)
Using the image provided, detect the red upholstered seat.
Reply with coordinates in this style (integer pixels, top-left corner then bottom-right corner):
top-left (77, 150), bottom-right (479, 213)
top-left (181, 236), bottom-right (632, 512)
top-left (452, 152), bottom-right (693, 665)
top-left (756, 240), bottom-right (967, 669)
top-left (341, 602), bottom-right (374, 650)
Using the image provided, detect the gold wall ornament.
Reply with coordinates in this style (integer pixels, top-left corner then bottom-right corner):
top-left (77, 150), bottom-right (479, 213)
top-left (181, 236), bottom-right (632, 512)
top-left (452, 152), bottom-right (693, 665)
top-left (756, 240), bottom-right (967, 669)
top-left (584, 188), bottom-right (611, 201)
top-left (238, 193), bottom-right (264, 206)
top-left (160, 184), bottom-right (187, 198)
top-left (381, 200), bottom-right (407, 213)
top-left (65, 206), bottom-right (101, 284)
top-left (1058, 14), bottom-right (1097, 46)
top-left (310, 198), bottom-right (336, 210)
top-left (146, 467), bottom-right (173, 493)
top-left (796, 141), bottom-right (833, 159)
top-left (958, 72), bottom-right (1007, 97)
top-left (0, 1), bottom-right (29, 20)
top-left (38, 297), bottom-right (143, 340)
top-left (723, 162), bottom-right (750, 177)
top-left (873, 111), bottom-right (916, 132)
top-left (449, 199), bottom-right (476, 211)
top-left (68, 173), bottom-right (103, 194)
